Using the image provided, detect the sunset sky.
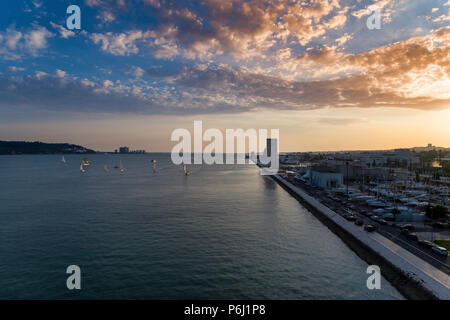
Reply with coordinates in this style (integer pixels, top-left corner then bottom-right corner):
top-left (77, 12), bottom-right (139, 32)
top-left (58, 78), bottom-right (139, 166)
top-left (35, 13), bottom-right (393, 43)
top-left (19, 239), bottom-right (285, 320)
top-left (0, 0), bottom-right (449, 152)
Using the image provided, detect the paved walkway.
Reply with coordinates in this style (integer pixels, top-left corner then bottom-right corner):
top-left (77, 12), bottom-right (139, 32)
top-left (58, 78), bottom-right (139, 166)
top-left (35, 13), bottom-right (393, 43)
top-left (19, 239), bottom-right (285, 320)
top-left (371, 232), bottom-right (450, 285)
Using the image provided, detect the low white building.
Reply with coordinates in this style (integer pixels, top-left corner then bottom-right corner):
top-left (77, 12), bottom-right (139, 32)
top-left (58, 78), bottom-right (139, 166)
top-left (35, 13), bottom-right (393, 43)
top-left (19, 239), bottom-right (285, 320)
top-left (309, 167), bottom-right (344, 189)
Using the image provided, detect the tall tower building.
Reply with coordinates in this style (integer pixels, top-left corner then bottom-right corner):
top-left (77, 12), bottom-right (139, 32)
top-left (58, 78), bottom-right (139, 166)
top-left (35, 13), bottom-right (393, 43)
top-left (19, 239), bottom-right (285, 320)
top-left (266, 138), bottom-right (278, 157)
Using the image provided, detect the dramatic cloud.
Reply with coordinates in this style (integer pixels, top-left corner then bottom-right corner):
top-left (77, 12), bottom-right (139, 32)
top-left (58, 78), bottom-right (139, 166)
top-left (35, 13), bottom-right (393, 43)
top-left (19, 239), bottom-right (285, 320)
top-left (0, 0), bottom-right (448, 117)
top-left (335, 33), bottom-right (353, 46)
top-left (1, 56), bottom-right (448, 118)
top-left (351, 0), bottom-right (393, 20)
top-left (86, 0), bottom-right (353, 60)
top-left (89, 30), bottom-right (147, 55)
top-left (6, 66), bottom-right (25, 73)
top-left (0, 26), bottom-right (53, 60)
top-left (55, 69), bottom-right (66, 78)
top-left (50, 22), bottom-right (75, 39)
top-left (433, 14), bottom-right (450, 23)
top-left (0, 72), bottom-right (249, 115)
top-left (24, 27), bottom-right (53, 54)
top-left (168, 64), bottom-right (449, 111)
top-left (291, 26), bottom-right (450, 99)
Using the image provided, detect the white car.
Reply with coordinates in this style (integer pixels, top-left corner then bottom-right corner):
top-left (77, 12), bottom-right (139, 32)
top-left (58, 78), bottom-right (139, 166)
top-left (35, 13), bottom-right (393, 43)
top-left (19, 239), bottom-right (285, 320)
top-left (431, 246), bottom-right (448, 257)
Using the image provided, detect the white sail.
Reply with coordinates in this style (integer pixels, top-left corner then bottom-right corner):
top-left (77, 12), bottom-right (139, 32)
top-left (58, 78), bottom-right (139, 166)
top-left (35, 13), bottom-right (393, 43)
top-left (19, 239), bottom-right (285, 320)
top-left (61, 156), bottom-right (66, 163)
top-left (80, 162), bottom-right (85, 173)
top-left (82, 157), bottom-right (90, 166)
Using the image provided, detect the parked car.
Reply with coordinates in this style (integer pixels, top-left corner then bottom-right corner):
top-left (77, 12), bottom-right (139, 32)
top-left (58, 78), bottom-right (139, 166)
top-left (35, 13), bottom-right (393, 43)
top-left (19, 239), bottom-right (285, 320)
top-left (364, 224), bottom-right (377, 232)
top-left (345, 215), bottom-right (357, 222)
top-left (418, 240), bottom-right (434, 248)
top-left (400, 228), bottom-right (410, 235)
top-left (370, 215), bottom-right (381, 222)
top-left (432, 222), bottom-right (446, 228)
top-left (354, 219), bottom-right (364, 226)
top-left (406, 233), bottom-right (418, 241)
top-left (400, 224), bottom-right (415, 231)
top-left (431, 246), bottom-right (448, 257)
top-left (378, 219), bottom-right (388, 225)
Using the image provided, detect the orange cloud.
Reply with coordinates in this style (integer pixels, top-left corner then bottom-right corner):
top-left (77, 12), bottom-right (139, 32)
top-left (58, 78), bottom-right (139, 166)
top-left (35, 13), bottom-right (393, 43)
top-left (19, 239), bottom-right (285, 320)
top-left (291, 26), bottom-right (450, 101)
top-left (87, 0), bottom-right (351, 59)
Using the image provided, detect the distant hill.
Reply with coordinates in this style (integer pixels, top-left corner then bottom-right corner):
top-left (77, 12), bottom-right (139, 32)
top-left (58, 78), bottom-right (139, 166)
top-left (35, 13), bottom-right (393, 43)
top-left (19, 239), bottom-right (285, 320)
top-left (0, 141), bottom-right (96, 155)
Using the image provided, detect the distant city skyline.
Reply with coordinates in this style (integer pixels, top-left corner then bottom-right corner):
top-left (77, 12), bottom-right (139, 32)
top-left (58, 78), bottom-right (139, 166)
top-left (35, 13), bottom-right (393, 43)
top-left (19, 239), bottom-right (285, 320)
top-left (0, 1), bottom-right (449, 152)
top-left (1, 137), bottom-right (448, 154)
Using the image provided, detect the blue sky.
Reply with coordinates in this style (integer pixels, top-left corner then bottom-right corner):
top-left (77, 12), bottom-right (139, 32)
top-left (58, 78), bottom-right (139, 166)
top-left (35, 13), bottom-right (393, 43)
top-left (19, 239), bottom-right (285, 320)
top-left (0, 0), bottom-right (449, 151)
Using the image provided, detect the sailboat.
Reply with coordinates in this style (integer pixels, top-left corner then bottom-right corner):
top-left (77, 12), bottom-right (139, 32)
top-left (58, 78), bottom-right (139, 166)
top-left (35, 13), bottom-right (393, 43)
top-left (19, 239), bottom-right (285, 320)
top-left (120, 160), bottom-right (125, 173)
top-left (82, 157), bottom-right (90, 166)
top-left (80, 162), bottom-right (85, 173)
top-left (184, 164), bottom-right (190, 176)
top-left (61, 156), bottom-right (66, 163)
top-left (104, 165), bottom-right (109, 175)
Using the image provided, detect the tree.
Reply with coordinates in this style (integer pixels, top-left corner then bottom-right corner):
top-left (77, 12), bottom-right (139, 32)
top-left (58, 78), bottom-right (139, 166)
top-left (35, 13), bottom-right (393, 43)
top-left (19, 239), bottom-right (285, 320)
top-left (424, 204), bottom-right (433, 218)
top-left (425, 204), bottom-right (449, 220)
top-left (392, 208), bottom-right (400, 221)
top-left (433, 205), bottom-right (449, 219)
top-left (442, 161), bottom-right (450, 177)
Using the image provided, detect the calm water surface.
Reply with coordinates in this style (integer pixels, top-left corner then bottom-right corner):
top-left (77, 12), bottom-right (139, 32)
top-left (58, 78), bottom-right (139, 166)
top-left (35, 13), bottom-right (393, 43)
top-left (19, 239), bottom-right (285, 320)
top-left (0, 154), bottom-right (403, 299)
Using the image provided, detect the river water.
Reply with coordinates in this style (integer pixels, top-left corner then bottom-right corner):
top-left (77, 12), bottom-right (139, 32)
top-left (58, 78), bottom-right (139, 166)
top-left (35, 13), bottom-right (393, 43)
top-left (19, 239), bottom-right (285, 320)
top-left (0, 154), bottom-right (403, 299)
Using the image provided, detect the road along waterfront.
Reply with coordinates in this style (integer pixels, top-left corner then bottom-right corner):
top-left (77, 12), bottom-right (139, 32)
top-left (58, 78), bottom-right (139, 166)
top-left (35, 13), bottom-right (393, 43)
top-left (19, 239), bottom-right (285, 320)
top-left (270, 173), bottom-right (450, 300)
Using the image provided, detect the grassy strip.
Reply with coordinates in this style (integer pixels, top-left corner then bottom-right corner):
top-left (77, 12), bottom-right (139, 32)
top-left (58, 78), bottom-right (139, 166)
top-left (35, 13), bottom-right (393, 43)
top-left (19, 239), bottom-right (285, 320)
top-left (434, 240), bottom-right (450, 250)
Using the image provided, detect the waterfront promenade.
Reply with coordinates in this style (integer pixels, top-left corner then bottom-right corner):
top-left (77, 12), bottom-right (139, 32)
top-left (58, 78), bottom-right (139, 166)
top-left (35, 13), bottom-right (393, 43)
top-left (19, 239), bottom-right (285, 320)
top-left (271, 174), bottom-right (450, 300)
